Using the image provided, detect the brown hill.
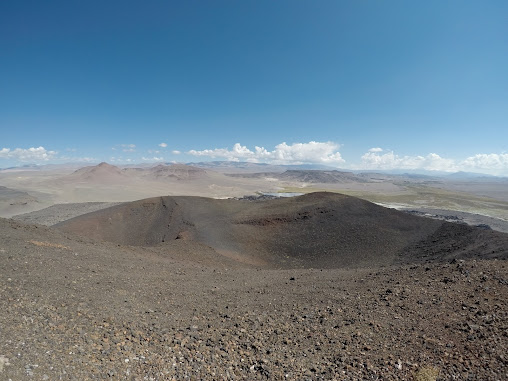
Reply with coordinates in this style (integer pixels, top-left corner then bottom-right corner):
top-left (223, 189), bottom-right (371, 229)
top-left (0, 186), bottom-right (40, 217)
top-left (0, 186), bottom-right (38, 205)
top-left (66, 162), bottom-right (126, 182)
top-left (55, 192), bottom-right (508, 268)
top-left (143, 164), bottom-right (208, 181)
top-left (120, 164), bottom-right (209, 181)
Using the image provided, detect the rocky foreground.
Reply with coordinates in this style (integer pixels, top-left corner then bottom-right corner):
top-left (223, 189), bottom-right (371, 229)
top-left (1, 218), bottom-right (507, 380)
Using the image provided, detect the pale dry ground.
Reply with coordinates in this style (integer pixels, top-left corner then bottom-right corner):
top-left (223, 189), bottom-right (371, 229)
top-left (2, 166), bottom-right (508, 233)
top-left (429, 180), bottom-right (508, 202)
top-left (278, 182), bottom-right (508, 225)
top-left (0, 168), bottom-right (278, 218)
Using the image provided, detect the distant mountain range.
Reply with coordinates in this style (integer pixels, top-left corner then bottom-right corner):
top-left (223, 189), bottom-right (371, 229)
top-left (63, 162), bottom-right (209, 183)
top-left (445, 171), bottom-right (499, 179)
top-left (1, 161), bottom-right (506, 180)
top-left (187, 161), bottom-right (337, 173)
top-left (227, 169), bottom-right (368, 184)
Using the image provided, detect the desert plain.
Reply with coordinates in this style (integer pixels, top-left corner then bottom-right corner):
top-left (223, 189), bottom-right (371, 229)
top-left (1, 162), bottom-right (507, 380)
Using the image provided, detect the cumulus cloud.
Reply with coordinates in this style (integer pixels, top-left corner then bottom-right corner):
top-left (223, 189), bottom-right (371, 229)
top-left (112, 144), bottom-right (136, 152)
top-left (368, 147), bottom-right (383, 153)
top-left (110, 157), bottom-right (133, 163)
top-left (358, 149), bottom-right (508, 176)
top-left (172, 150), bottom-right (181, 155)
top-left (159, 142), bottom-right (168, 148)
top-left (0, 146), bottom-right (97, 165)
top-left (141, 156), bottom-right (164, 162)
top-left (461, 153), bottom-right (508, 174)
top-left (360, 151), bottom-right (457, 172)
top-left (59, 156), bottom-right (97, 163)
top-left (76, 157), bottom-right (96, 162)
top-left (0, 146), bottom-right (57, 162)
top-left (188, 141), bottom-right (345, 165)
top-left (121, 144), bottom-right (136, 152)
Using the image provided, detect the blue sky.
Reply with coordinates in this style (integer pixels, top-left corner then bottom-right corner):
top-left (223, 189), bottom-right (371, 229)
top-left (1, 1), bottom-right (507, 174)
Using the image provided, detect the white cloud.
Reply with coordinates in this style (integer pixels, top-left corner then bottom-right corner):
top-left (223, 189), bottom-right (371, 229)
top-left (159, 142), bottom-right (168, 148)
top-left (141, 156), bottom-right (164, 162)
top-left (172, 150), bottom-right (181, 155)
top-left (0, 146), bottom-right (57, 162)
top-left (358, 149), bottom-right (508, 175)
top-left (110, 157), bottom-right (133, 163)
top-left (188, 141), bottom-right (345, 165)
top-left (360, 150), bottom-right (457, 172)
top-left (112, 144), bottom-right (136, 152)
top-left (461, 153), bottom-right (508, 174)
top-left (59, 155), bottom-right (97, 163)
top-left (368, 147), bottom-right (383, 153)
top-left (121, 144), bottom-right (136, 152)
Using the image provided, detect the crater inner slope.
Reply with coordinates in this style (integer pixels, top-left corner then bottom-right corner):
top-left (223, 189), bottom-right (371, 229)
top-left (55, 192), bottom-right (508, 268)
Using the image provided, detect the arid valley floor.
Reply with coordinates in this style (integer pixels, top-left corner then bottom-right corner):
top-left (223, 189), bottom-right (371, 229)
top-left (1, 162), bottom-right (507, 380)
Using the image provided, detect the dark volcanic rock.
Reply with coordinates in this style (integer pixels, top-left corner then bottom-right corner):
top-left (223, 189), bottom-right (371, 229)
top-left (55, 192), bottom-right (508, 269)
top-left (0, 216), bottom-right (507, 380)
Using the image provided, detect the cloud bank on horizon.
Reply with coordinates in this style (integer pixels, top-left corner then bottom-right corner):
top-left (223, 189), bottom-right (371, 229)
top-left (188, 142), bottom-right (345, 165)
top-left (0, 147), bottom-right (57, 162)
top-left (358, 149), bottom-right (508, 175)
top-left (1, 142), bottom-right (508, 176)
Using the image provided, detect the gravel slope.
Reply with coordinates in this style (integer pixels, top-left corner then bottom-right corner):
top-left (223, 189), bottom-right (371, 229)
top-left (0, 218), bottom-right (507, 380)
